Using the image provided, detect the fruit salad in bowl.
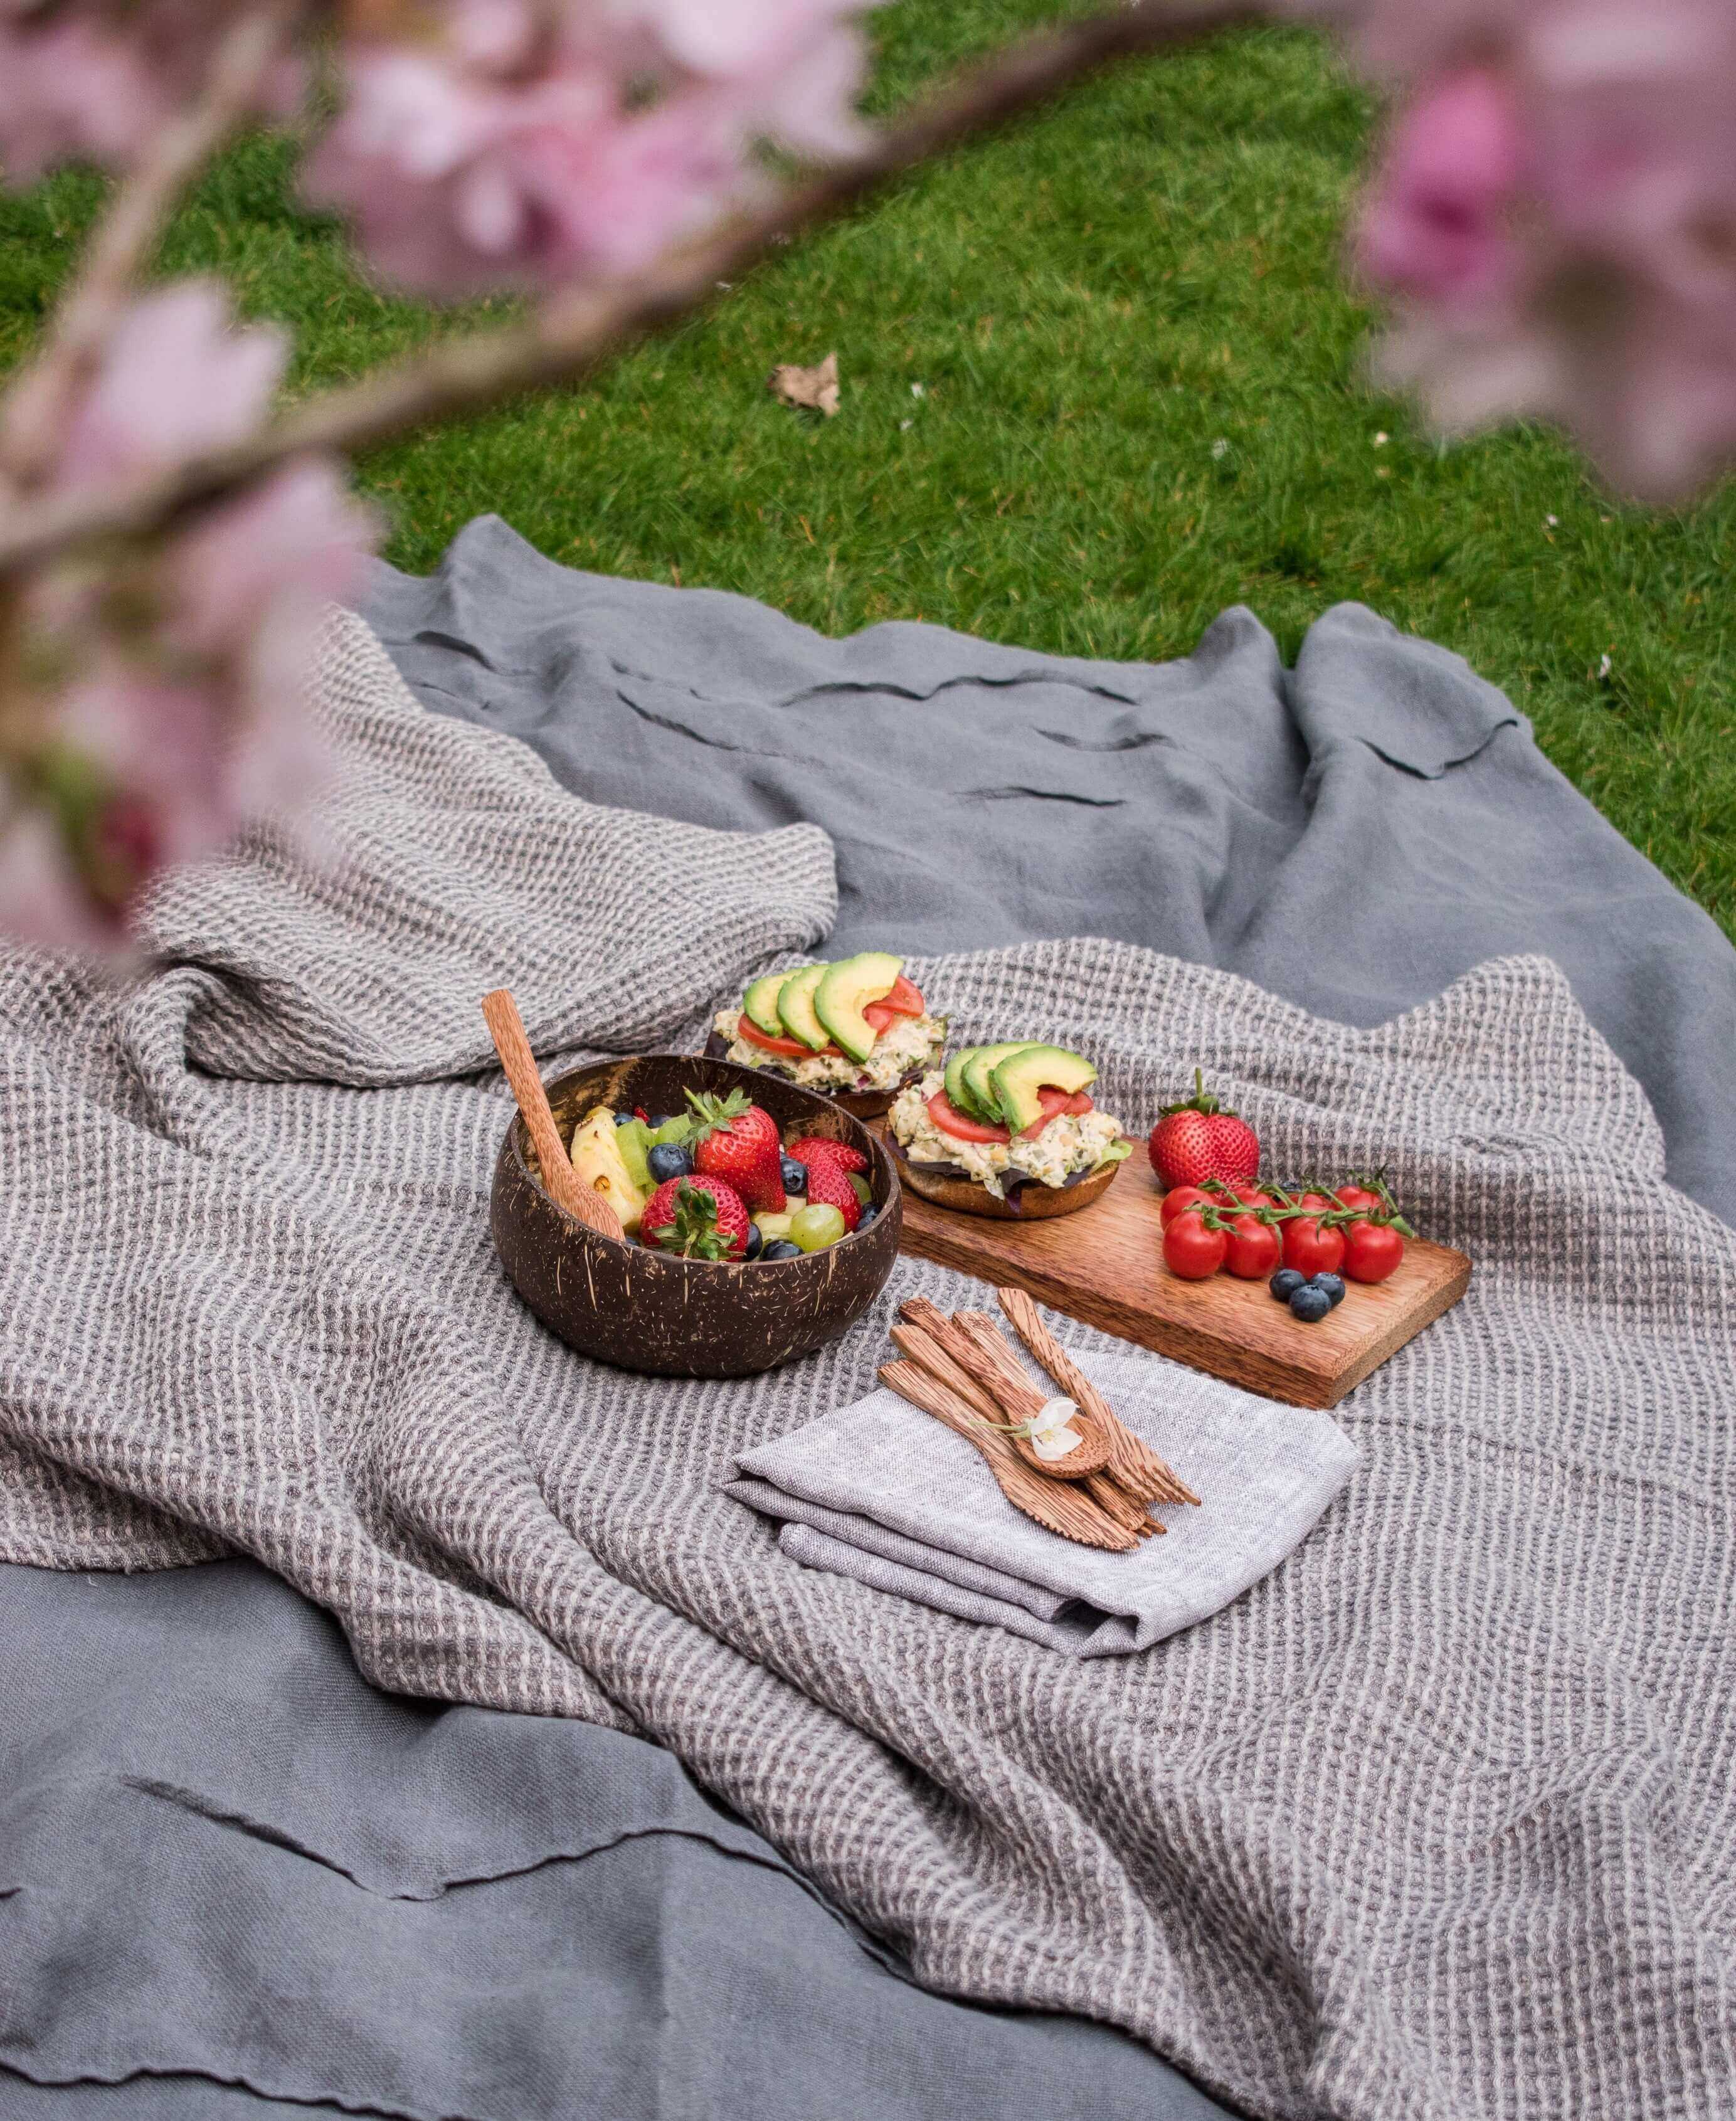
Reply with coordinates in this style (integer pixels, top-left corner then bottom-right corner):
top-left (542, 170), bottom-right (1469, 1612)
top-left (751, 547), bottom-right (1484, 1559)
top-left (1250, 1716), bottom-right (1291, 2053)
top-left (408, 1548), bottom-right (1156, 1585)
top-left (706, 953), bottom-right (946, 1117)
top-left (490, 1054), bottom-right (899, 1377)
top-left (887, 1042), bottom-right (1133, 1220)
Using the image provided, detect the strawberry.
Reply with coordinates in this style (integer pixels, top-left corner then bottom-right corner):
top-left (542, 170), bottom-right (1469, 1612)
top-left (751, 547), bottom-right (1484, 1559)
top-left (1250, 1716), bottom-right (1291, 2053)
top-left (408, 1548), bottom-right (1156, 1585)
top-left (799, 1154), bottom-right (861, 1232)
top-left (686, 1089), bottom-right (785, 1213)
top-left (639, 1174), bottom-right (749, 1260)
top-left (1147, 1069), bottom-right (1260, 1191)
top-left (786, 1134), bottom-right (867, 1175)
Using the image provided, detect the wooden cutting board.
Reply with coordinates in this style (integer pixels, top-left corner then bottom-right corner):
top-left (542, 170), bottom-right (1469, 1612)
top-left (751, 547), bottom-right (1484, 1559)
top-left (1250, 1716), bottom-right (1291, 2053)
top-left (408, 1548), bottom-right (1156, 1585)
top-left (889, 1155), bottom-right (1471, 1410)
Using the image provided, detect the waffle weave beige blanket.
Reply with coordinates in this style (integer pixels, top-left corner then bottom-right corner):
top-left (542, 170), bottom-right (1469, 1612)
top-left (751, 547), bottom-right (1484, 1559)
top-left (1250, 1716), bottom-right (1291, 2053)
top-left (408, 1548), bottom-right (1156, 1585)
top-left (4, 611), bottom-right (1734, 2120)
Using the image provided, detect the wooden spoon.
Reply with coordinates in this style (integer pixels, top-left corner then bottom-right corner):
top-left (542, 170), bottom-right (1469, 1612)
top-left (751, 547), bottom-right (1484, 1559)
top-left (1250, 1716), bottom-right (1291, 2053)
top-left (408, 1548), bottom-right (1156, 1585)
top-left (480, 988), bottom-right (625, 1242)
top-left (878, 1362), bottom-right (1138, 1552)
top-left (896, 1299), bottom-right (1112, 1481)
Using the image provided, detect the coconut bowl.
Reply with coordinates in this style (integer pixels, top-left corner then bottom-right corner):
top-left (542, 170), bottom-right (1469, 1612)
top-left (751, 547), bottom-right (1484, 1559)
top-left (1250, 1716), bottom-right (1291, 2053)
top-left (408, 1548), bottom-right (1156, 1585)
top-left (491, 1053), bottom-right (901, 1378)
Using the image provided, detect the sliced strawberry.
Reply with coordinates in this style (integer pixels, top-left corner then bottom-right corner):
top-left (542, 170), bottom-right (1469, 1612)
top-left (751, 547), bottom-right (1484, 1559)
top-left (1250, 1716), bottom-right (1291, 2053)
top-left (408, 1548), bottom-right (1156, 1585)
top-left (927, 1090), bottom-right (1008, 1145)
top-left (738, 1015), bottom-right (842, 1060)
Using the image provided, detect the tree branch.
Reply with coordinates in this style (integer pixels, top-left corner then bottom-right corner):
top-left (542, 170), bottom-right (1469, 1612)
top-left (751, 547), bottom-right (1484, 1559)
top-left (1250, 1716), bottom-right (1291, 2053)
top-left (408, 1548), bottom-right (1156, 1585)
top-left (0, 3), bottom-right (298, 492)
top-left (0, 0), bottom-right (1259, 573)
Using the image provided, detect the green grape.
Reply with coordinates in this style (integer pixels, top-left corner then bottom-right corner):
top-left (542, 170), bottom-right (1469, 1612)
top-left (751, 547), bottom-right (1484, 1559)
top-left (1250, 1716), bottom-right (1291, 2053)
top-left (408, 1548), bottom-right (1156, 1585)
top-left (847, 1172), bottom-right (872, 1208)
top-left (788, 1203), bottom-right (847, 1252)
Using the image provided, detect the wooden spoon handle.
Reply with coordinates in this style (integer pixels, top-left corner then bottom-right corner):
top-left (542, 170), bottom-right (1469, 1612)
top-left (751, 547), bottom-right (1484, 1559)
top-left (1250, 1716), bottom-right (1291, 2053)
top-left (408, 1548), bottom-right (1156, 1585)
top-left (480, 988), bottom-right (625, 1243)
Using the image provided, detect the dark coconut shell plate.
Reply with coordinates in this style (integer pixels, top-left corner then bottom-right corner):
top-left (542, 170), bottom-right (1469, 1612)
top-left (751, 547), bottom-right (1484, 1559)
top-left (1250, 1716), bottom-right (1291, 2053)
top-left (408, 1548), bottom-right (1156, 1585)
top-left (491, 1053), bottom-right (901, 1378)
top-left (702, 1030), bottom-right (921, 1119)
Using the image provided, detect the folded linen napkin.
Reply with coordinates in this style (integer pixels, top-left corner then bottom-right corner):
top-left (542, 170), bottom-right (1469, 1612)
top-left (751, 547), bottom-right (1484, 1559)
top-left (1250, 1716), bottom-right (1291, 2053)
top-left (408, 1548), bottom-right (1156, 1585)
top-left (726, 1346), bottom-right (1358, 1657)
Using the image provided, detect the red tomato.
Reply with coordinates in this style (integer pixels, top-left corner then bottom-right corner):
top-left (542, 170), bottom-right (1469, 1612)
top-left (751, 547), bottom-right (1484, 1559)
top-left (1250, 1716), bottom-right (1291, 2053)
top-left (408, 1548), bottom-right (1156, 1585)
top-left (1017, 1086), bottom-right (1094, 1140)
top-left (1163, 1211), bottom-right (1227, 1279)
top-left (1222, 1215), bottom-right (1282, 1280)
top-left (1293, 1190), bottom-right (1334, 1212)
top-left (1281, 1215), bottom-right (1345, 1277)
top-left (1334, 1183), bottom-right (1384, 1215)
top-left (1342, 1219), bottom-right (1405, 1283)
top-left (860, 975), bottom-right (925, 1035)
top-left (739, 1016), bottom-right (842, 1060)
top-left (927, 1090), bottom-right (1009, 1145)
top-left (1161, 1185), bottom-right (1216, 1227)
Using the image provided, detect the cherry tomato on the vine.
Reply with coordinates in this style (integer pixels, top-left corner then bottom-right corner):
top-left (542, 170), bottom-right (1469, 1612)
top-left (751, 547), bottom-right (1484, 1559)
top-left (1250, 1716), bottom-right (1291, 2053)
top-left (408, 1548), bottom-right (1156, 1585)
top-left (1222, 1214), bottom-right (1282, 1280)
top-left (1334, 1183), bottom-right (1385, 1215)
top-left (1162, 1211), bottom-right (1227, 1280)
top-left (1281, 1214), bottom-right (1345, 1277)
top-left (1342, 1218), bottom-right (1405, 1283)
top-left (1160, 1185), bottom-right (1215, 1227)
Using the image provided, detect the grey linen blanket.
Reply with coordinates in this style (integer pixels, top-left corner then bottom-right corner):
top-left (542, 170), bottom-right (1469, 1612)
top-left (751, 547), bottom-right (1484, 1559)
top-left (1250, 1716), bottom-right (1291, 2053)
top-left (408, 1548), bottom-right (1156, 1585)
top-left (4, 610), bottom-right (1736, 2120)
top-left (728, 1350), bottom-right (1359, 1655)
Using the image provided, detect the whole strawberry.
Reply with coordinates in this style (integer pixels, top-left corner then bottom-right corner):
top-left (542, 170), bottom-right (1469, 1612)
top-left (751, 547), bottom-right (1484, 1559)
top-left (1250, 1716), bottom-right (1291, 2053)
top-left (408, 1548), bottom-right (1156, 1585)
top-left (1148, 1069), bottom-right (1260, 1191)
top-left (786, 1134), bottom-right (868, 1175)
top-left (640, 1174), bottom-right (749, 1260)
top-left (800, 1153), bottom-right (862, 1233)
top-left (687, 1089), bottom-right (785, 1213)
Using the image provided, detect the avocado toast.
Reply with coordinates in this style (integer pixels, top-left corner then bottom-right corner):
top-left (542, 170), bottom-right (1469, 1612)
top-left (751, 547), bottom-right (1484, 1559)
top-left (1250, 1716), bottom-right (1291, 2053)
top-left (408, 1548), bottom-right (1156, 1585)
top-left (707, 955), bottom-right (947, 1118)
top-left (888, 1042), bottom-right (1132, 1219)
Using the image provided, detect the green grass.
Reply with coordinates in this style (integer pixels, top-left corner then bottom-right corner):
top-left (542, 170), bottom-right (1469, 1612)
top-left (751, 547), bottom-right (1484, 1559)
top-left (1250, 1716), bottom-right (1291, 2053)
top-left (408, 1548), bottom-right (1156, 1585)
top-left (3, 5), bottom-right (1733, 937)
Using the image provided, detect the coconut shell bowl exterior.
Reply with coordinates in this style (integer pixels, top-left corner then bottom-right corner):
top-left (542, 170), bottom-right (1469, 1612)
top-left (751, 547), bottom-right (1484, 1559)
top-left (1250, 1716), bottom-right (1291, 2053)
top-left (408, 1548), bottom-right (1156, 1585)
top-left (491, 1054), bottom-right (902, 1378)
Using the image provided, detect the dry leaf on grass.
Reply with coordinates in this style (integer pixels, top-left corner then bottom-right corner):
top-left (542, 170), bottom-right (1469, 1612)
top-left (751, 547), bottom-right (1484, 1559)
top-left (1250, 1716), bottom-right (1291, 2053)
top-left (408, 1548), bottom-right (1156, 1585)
top-left (768, 351), bottom-right (840, 418)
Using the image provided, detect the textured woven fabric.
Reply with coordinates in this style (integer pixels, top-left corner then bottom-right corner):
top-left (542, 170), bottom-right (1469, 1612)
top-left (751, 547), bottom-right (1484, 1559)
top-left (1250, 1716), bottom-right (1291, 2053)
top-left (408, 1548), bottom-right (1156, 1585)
top-left (726, 1348), bottom-right (1360, 1654)
top-left (4, 610), bottom-right (1735, 2119)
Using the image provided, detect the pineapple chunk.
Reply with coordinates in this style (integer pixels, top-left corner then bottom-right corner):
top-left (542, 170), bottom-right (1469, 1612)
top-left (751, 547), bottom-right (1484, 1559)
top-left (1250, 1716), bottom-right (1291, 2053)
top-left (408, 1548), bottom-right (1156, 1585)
top-left (568, 1106), bottom-right (648, 1234)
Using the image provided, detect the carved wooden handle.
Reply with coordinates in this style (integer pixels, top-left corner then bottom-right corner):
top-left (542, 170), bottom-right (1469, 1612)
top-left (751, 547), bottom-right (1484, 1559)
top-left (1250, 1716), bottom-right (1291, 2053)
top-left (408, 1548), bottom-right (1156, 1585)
top-left (481, 989), bottom-right (625, 1243)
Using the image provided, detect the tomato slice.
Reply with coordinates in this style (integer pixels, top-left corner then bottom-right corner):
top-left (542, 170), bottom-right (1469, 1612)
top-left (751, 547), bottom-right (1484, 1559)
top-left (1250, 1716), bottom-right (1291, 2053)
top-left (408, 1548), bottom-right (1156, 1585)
top-left (927, 1090), bottom-right (1008, 1145)
top-left (862, 976), bottom-right (924, 1035)
top-left (738, 1015), bottom-right (841, 1060)
top-left (1016, 1087), bottom-right (1094, 1139)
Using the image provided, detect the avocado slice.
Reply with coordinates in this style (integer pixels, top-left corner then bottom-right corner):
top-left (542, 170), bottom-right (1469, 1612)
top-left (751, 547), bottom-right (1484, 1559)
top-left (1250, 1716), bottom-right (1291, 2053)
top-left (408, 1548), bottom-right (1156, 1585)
top-left (776, 963), bottom-right (831, 1050)
top-left (943, 1046), bottom-right (984, 1117)
top-left (962, 1042), bottom-right (1039, 1123)
top-left (991, 1044), bottom-right (1097, 1133)
top-left (814, 952), bottom-right (902, 1063)
top-left (743, 971), bottom-right (789, 1039)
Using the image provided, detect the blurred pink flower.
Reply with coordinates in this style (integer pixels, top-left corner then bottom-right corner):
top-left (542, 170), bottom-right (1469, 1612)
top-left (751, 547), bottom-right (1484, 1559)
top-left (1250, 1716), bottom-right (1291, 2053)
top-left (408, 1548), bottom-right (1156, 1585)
top-left (305, 0), bottom-right (870, 297)
top-left (1322, 0), bottom-right (1736, 499)
top-left (1358, 68), bottom-right (1526, 308)
top-left (1, 284), bottom-right (376, 956)
top-left (0, 0), bottom-right (300, 181)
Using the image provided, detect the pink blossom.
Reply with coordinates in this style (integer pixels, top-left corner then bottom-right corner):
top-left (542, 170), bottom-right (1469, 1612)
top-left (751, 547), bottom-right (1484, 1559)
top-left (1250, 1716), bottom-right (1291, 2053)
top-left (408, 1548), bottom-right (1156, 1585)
top-left (1, 285), bottom-right (376, 956)
top-left (1321, 0), bottom-right (1736, 499)
top-left (48, 281), bottom-right (288, 490)
top-left (0, 1), bottom-right (301, 181)
top-left (305, 0), bottom-right (871, 298)
top-left (1357, 69), bottom-right (1527, 309)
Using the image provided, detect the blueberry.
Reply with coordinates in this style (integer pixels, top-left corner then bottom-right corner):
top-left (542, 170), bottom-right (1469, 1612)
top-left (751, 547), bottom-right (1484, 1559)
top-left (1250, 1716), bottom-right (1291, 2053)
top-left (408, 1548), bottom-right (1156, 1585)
top-left (781, 1155), bottom-right (807, 1195)
top-left (1289, 1285), bottom-right (1333, 1323)
top-left (613, 1111), bottom-right (637, 1128)
top-left (743, 1222), bottom-right (765, 1261)
top-left (646, 1143), bottom-right (693, 1184)
top-left (1309, 1272), bottom-right (1347, 1308)
top-left (646, 1114), bottom-right (674, 1131)
top-left (1269, 1268), bottom-right (1306, 1303)
top-left (856, 1203), bottom-right (879, 1232)
top-left (761, 1239), bottom-right (802, 1261)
